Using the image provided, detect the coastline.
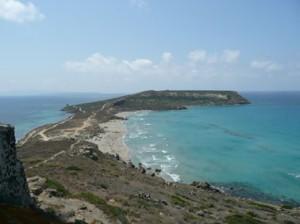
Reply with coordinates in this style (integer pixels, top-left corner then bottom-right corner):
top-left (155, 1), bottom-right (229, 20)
top-left (18, 106), bottom-right (300, 206)
top-left (17, 108), bottom-right (135, 162)
top-left (110, 107), bottom-right (300, 206)
top-left (15, 91), bottom-right (300, 223)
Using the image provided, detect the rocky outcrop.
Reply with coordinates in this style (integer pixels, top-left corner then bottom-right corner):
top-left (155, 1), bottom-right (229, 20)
top-left (27, 176), bottom-right (111, 224)
top-left (0, 123), bottom-right (33, 207)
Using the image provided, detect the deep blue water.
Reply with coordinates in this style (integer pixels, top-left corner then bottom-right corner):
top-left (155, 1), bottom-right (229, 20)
top-left (125, 92), bottom-right (300, 204)
top-left (0, 94), bottom-right (117, 139)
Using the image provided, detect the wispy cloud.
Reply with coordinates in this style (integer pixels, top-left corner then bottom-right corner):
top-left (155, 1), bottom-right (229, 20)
top-left (65, 50), bottom-right (295, 93)
top-left (188, 50), bottom-right (207, 63)
top-left (0, 0), bottom-right (44, 23)
top-left (161, 52), bottom-right (173, 63)
top-left (188, 49), bottom-right (240, 64)
top-left (250, 60), bottom-right (282, 72)
top-left (130, 0), bottom-right (148, 9)
top-left (65, 53), bottom-right (155, 74)
top-left (222, 50), bottom-right (240, 63)
top-left (64, 49), bottom-right (242, 89)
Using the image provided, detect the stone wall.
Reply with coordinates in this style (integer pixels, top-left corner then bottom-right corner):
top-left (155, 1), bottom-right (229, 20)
top-left (0, 123), bottom-right (32, 207)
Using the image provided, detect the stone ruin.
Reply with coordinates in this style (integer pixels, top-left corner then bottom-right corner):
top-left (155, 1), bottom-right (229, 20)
top-left (0, 123), bottom-right (32, 207)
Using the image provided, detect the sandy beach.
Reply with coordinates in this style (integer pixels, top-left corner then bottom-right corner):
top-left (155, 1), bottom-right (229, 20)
top-left (87, 112), bottom-right (135, 162)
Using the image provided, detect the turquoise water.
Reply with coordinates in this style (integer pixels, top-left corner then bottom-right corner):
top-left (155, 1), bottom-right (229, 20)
top-left (125, 92), bottom-right (300, 204)
top-left (0, 94), bottom-right (117, 140)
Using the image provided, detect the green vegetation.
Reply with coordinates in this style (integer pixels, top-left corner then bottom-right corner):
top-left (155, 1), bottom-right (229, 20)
top-left (247, 211), bottom-right (258, 217)
top-left (199, 203), bottom-right (215, 210)
top-left (24, 158), bottom-right (43, 165)
top-left (248, 201), bottom-right (277, 212)
top-left (100, 183), bottom-right (108, 189)
top-left (183, 212), bottom-right (198, 222)
top-left (65, 166), bottom-right (82, 171)
top-left (171, 194), bottom-right (190, 207)
top-left (77, 192), bottom-right (128, 224)
top-left (283, 221), bottom-right (295, 224)
top-left (281, 204), bottom-right (294, 209)
top-left (45, 178), bottom-right (70, 197)
top-left (225, 214), bottom-right (265, 224)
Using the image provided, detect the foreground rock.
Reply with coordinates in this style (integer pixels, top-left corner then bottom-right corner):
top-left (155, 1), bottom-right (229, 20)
top-left (0, 124), bottom-right (32, 207)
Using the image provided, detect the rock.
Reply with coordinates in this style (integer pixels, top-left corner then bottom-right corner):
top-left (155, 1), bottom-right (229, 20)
top-left (27, 176), bottom-right (47, 196)
top-left (127, 161), bottom-right (135, 169)
top-left (138, 192), bottom-right (151, 200)
top-left (37, 194), bottom-right (110, 224)
top-left (159, 200), bottom-right (168, 206)
top-left (196, 210), bottom-right (205, 217)
top-left (175, 105), bottom-right (187, 110)
top-left (45, 188), bottom-right (64, 198)
top-left (79, 146), bottom-right (98, 161)
top-left (140, 168), bottom-right (146, 174)
top-left (79, 205), bottom-right (87, 210)
top-left (0, 123), bottom-right (33, 207)
top-left (201, 182), bottom-right (211, 189)
top-left (151, 173), bottom-right (155, 177)
top-left (191, 181), bottom-right (208, 188)
top-left (138, 163), bottom-right (146, 174)
top-left (189, 190), bottom-right (196, 196)
top-left (155, 168), bottom-right (162, 173)
top-left (74, 219), bottom-right (88, 224)
top-left (108, 198), bottom-right (116, 204)
top-left (191, 181), bottom-right (222, 193)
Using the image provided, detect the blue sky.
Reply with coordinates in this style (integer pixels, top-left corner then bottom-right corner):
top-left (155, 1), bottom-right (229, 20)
top-left (0, 0), bottom-right (299, 94)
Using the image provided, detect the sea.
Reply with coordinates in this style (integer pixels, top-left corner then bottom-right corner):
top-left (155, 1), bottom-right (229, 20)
top-left (125, 92), bottom-right (300, 205)
top-left (0, 92), bottom-right (299, 205)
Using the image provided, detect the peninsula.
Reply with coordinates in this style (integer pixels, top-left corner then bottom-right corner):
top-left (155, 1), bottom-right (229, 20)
top-left (7, 90), bottom-right (299, 223)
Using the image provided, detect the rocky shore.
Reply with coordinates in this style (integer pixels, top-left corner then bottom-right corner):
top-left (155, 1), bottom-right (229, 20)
top-left (2, 90), bottom-right (299, 223)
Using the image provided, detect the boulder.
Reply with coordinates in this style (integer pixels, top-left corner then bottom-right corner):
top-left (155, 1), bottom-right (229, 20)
top-left (27, 176), bottom-right (47, 196)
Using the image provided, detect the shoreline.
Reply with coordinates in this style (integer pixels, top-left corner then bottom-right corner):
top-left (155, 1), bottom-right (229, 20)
top-left (106, 111), bottom-right (300, 206)
top-left (13, 91), bottom-right (300, 224)
top-left (15, 93), bottom-right (300, 207)
top-left (87, 111), bottom-right (136, 162)
top-left (19, 108), bottom-right (300, 206)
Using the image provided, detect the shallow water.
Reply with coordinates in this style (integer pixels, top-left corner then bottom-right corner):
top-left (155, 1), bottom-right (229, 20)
top-left (125, 92), bottom-right (300, 204)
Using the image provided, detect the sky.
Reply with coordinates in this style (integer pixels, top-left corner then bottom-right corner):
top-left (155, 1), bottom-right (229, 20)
top-left (0, 0), bottom-right (300, 94)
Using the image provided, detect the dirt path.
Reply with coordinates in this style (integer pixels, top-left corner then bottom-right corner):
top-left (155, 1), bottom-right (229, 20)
top-left (28, 150), bottom-right (66, 170)
top-left (19, 115), bottom-right (74, 146)
top-left (72, 112), bottom-right (96, 137)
